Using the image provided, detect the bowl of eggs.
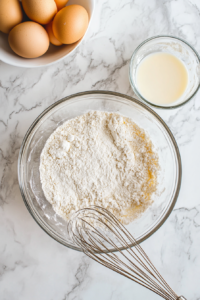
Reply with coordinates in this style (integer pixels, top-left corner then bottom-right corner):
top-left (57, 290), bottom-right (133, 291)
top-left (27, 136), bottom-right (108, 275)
top-left (0, 0), bottom-right (95, 68)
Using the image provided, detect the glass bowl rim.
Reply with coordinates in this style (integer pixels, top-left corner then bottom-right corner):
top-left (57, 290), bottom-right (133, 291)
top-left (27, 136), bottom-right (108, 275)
top-left (129, 35), bottom-right (200, 109)
top-left (18, 90), bottom-right (182, 252)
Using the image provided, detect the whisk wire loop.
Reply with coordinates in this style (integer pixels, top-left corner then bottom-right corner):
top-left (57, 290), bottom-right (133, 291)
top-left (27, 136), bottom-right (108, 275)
top-left (68, 206), bottom-right (183, 300)
top-left (85, 225), bottom-right (172, 298)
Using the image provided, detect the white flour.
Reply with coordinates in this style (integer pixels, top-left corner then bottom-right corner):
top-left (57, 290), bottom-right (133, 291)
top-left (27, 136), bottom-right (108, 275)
top-left (39, 111), bottom-right (159, 224)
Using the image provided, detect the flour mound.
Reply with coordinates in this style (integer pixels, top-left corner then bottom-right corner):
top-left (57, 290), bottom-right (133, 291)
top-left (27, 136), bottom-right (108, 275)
top-left (39, 111), bottom-right (159, 224)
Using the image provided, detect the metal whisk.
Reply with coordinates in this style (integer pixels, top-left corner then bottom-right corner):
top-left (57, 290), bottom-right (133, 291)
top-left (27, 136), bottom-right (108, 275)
top-left (68, 206), bottom-right (186, 300)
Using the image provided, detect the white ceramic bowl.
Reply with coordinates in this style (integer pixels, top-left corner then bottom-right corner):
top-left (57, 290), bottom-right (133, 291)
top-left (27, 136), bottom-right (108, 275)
top-left (0, 0), bottom-right (95, 68)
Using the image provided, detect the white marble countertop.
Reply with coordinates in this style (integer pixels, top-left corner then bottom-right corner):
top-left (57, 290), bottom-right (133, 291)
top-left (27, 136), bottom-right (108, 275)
top-left (0, 0), bottom-right (200, 299)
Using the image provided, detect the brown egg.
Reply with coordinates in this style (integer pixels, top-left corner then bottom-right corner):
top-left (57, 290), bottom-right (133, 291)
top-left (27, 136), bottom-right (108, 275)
top-left (46, 22), bottom-right (62, 46)
top-left (54, 0), bottom-right (69, 11)
top-left (9, 22), bottom-right (50, 58)
top-left (52, 5), bottom-right (88, 44)
top-left (0, 0), bottom-right (23, 34)
top-left (22, 0), bottom-right (57, 25)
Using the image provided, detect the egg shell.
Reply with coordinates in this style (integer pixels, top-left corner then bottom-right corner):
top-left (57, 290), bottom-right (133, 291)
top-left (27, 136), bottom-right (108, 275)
top-left (46, 22), bottom-right (62, 46)
top-left (9, 22), bottom-right (50, 58)
top-left (54, 0), bottom-right (69, 11)
top-left (22, 0), bottom-right (57, 25)
top-left (52, 5), bottom-right (88, 44)
top-left (0, 0), bottom-right (23, 34)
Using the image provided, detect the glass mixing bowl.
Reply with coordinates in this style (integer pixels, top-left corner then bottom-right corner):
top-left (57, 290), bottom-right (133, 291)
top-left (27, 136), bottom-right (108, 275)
top-left (18, 91), bottom-right (182, 251)
top-left (129, 36), bottom-right (200, 109)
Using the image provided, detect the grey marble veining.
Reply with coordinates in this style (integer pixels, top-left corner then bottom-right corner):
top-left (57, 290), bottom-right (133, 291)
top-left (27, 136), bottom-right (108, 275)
top-left (0, 0), bottom-right (200, 299)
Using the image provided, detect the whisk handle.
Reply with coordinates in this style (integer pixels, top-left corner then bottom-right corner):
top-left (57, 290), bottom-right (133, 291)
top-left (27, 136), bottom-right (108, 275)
top-left (177, 297), bottom-right (187, 300)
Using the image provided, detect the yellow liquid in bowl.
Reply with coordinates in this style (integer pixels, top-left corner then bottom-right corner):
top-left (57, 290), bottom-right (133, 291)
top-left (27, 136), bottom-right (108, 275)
top-left (136, 52), bottom-right (188, 105)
